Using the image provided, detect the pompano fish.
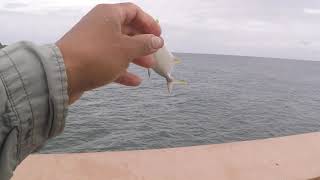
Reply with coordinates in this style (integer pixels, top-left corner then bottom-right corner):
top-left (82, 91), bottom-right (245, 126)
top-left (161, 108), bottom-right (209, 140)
top-left (148, 45), bottom-right (187, 93)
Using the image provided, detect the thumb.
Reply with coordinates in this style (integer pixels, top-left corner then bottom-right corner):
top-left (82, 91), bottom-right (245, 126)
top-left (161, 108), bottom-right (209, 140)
top-left (124, 34), bottom-right (164, 59)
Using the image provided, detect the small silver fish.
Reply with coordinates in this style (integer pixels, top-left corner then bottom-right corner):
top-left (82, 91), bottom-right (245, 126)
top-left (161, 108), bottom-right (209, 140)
top-left (149, 45), bottom-right (187, 93)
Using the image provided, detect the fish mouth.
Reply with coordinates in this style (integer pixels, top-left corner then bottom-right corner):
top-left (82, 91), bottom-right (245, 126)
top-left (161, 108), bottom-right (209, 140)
top-left (166, 77), bottom-right (174, 83)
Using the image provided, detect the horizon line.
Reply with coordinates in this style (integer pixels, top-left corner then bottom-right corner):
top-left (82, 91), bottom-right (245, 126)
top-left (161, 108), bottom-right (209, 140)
top-left (172, 52), bottom-right (318, 62)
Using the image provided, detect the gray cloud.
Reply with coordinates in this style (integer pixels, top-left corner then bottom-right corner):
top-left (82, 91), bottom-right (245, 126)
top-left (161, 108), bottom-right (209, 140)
top-left (300, 41), bottom-right (312, 46)
top-left (0, 10), bottom-right (81, 43)
top-left (0, 0), bottom-right (319, 61)
top-left (304, 8), bottom-right (320, 15)
top-left (3, 2), bottom-right (28, 9)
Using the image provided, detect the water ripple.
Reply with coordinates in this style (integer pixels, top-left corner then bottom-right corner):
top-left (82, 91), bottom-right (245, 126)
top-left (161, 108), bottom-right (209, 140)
top-left (41, 54), bottom-right (320, 153)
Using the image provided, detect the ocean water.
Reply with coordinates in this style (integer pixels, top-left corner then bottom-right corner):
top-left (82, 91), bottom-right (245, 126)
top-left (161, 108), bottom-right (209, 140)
top-left (41, 53), bottom-right (320, 153)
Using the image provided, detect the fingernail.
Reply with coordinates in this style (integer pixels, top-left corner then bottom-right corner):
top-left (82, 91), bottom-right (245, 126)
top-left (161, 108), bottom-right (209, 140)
top-left (151, 36), bottom-right (163, 49)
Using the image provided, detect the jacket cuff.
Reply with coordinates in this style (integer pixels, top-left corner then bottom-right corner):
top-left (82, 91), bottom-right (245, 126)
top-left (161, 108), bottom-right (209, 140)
top-left (37, 44), bottom-right (69, 138)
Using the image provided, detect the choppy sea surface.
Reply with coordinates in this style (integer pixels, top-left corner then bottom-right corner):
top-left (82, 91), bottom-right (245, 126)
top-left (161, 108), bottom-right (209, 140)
top-left (41, 53), bottom-right (320, 153)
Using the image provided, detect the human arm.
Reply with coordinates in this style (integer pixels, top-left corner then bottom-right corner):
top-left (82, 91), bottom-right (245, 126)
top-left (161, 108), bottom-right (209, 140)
top-left (0, 3), bottom-right (163, 179)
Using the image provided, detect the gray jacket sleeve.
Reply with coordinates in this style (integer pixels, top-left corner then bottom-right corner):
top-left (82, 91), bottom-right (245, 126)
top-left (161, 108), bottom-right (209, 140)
top-left (0, 41), bottom-right (69, 180)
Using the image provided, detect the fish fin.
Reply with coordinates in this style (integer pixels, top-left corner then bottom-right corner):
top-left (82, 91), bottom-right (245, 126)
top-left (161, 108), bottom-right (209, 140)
top-left (167, 81), bottom-right (174, 94)
top-left (167, 79), bottom-right (188, 94)
top-left (173, 58), bottom-right (181, 64)
top-left (148, 69), bottom-right (151, 78)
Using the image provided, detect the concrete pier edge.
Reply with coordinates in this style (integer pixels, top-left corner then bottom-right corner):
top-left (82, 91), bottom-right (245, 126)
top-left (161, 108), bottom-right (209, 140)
top-left (13, 132), bottom-right (320, 180)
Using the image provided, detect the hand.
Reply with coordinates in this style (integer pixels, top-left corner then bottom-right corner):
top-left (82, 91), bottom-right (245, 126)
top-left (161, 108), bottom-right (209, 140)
top-left (56, 3), bottom-right (163, 104)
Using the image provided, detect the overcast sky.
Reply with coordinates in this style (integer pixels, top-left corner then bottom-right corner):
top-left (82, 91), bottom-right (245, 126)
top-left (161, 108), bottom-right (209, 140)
top-left (0, 0), bottom-right (320, 60)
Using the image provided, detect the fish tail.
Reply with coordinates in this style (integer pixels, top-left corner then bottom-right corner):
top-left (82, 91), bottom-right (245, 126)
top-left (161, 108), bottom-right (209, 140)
top-left (167, 79), bottom-right (188, 94)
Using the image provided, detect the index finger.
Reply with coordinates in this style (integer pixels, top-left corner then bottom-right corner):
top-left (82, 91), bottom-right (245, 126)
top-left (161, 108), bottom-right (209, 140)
top-left (118, 2), bottom-right (161, 36)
